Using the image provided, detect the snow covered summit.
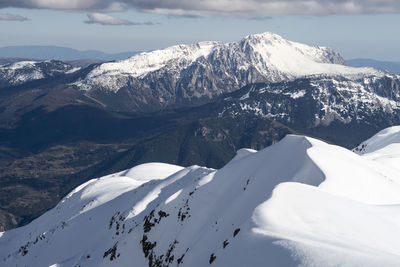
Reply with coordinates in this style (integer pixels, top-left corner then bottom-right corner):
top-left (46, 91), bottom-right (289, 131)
top-left (80, 31), bottom-right (352, 87)
top-left (2, 127), bottom-right (400, 266)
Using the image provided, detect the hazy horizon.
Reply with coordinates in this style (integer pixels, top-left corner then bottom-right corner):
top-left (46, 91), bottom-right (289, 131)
top-left (0, 28), bottom-right (399, 62)
top-left (0, 1), bottom-right (400, 61)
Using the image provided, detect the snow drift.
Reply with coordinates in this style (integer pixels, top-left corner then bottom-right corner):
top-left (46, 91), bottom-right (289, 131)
top-left (1, 127), bottom-right (400, 266)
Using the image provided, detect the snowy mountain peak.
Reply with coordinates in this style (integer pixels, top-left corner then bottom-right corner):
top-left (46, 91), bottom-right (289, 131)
top-left (242, 32), bottom-right (344, 64)
top-left (2, 128), bottom-right (400, 266)
top-left (243, 32), bottom-right (286, 43)
top-left (73, 32), bottom-right (386, 103)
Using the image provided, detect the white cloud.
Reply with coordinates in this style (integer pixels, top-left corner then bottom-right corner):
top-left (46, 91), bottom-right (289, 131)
top-left (0, 0), bottom-right (112, 11)
top-left (134, 0), bottom-right (400, 16)
top-left (1, 0), bottom-right (400, 16)
top-left (0, 13), bottom-right (28, 21)
top-left (85, 12), bottom-right (156, 25)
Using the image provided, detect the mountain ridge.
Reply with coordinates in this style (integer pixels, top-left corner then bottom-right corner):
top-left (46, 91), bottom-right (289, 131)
top-left (1, 127), bottom-right (400, 266)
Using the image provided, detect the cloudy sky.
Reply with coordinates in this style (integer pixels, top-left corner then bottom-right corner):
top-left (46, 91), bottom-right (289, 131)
top-left (0, 0), bottom-right (400, 60)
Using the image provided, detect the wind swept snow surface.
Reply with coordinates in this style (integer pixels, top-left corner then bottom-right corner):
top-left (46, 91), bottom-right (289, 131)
top-left (354, 125), bottom-right (400, 171)
top-left (354, 125), bottom-right (400, 154)
top-left (2, 129), bottom-right (400, 266)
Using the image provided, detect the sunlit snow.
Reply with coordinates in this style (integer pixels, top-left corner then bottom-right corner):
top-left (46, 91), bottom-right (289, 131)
top-left (1, 127), bottom-right (400, 266)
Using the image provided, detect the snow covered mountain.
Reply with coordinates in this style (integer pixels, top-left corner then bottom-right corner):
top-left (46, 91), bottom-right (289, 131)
top-left (71, 32), bottom-right (394, 112)
top-left (2, 127), bottom-right (400, 266)
top-left (0, 60), bottom-right (79, 87)
top-left (2, 33), bottom-right (399, 117)
top-left (216, 75), bottom-right (400, 129)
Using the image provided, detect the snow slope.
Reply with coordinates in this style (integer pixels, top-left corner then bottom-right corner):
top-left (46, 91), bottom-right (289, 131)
top-left (354, 125), bottom-right (400, 154)
top-left (354, 126), bottom-right (400, 171)
top-left (1, 128), bottom-right (400, 266)
top-left (241, 32), bottom-right (379, 78)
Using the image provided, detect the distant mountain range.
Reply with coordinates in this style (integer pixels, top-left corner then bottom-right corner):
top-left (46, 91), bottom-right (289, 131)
top-left (0, 46), bottom-right (139, 61)
top-left (346, 58), bottom-right (400, 74)
top-left (2, 45), bottom-right (399, 74)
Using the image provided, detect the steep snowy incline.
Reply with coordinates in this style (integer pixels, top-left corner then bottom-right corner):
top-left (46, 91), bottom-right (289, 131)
top-left (354, 125), bottom-right (400, 154)
top-left (239, 32), bottom-right (378, 79)
top-left (1, 130), bottom-right (400, 266)
top-left (354, 126), bottom-right (400, 171)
